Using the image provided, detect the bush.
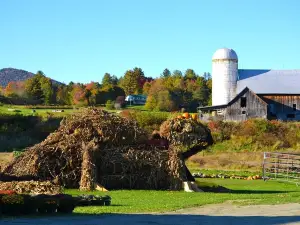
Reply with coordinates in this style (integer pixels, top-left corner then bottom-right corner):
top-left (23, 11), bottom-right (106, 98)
top-left (0, 194), bottom-right (25, 215)
top-left (105, 100), bottom-right (115, 110)
top-left (206, 119), bottom-right (300, 152)
top-left (118, 110), bottom-right (170, 134)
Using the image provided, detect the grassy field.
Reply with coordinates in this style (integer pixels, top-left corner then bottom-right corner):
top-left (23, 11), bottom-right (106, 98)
top-left (186, 151), bottom-right (263, 172)
top-left (0, 105), bottom-right (77, 117)
top-left (65, 179), bottom-right (300, 214)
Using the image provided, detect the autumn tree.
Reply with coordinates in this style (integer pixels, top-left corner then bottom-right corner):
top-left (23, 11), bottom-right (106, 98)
top-left (145, 79), bottom-right (177, 111)
top-left (85, 82), bottom-right (100, 105)
top-left (71, 84), bottom-right (87, 106)
top-left (4, 82), bottom-right (18, 97)
top-left (0, 86), bottom-right (4, 96)
top-left (120, 68), bottom-right (144, 95)
top-left (142, 81), bottom-right (152, 95)
top-left (4, 81), bottom-right (25, 97)
top-left (56, 85), bottom-right (70, 105)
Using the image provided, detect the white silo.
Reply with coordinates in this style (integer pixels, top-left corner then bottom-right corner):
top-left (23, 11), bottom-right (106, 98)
top-left (212, 48), bottom-right (238, 106)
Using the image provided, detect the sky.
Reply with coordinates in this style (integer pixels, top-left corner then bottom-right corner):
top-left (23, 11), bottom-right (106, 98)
top-left (0, 0), bottom-right (300, 84)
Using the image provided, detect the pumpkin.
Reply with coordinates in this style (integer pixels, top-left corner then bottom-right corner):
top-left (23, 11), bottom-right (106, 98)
top-left (177, 115), bottom-right (183, 119)
top-left (191, 113), bottom-right (198, 120)
top-left (182, 112), bottom-right (190, 119)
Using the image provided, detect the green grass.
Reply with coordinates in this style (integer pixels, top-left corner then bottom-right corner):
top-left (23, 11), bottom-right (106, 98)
top-left (190, 168), bottom-right (261, 177)
top-left (0, 105), bottom-right (76, 117)
top-left (65, 179), bottom-right (300, 214)
top-left (125, 105), bottom-right (148, 111)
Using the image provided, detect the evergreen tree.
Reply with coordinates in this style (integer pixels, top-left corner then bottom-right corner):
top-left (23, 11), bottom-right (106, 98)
top-left (161, 68), bottom-right (171, 78)
top-left (25, 75), bottom-right (43, 101)
top-left (40, 76), bottom-right (53, 104)
top-left (184, 69), bottom-right (197, 80)
top-left (172, 70), bottom-right (183, 78)
top-left (102, 73), bottom-right (113, 87)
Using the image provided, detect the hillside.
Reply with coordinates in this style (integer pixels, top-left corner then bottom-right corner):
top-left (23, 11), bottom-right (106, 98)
top-left (0, 68), bottom-right (34, 87)
top-left (0, 68), bottom-right (62, 87)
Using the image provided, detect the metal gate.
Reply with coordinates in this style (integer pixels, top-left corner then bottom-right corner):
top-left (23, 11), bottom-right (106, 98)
top-left (263, 152), bottom-right (300, 185)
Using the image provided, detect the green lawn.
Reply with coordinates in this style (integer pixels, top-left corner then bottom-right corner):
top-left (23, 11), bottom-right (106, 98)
top-left (0, 105), bottom-right (76, 117)
top-left (187, 167), bottom-right (261, 177)
top-left (65, 179), bottom-right (300, 214)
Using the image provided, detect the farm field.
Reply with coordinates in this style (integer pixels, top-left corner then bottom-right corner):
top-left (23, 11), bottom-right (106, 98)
top-left (187, 151), bottom-right (263, 172)
top-left (0, 105), bottom-right (78, 117)
top-left (65, 179), bottom-right (300, 214)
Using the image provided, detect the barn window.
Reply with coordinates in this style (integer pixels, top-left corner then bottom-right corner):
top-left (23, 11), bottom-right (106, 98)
top-left (293, 104), bottom-right (297, 111)
top-left (240, 97), bottom-right (247, 108)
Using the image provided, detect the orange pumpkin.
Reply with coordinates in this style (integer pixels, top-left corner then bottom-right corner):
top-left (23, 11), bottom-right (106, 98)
top-left (191, 113), bottom-right (198, 120)
top-left (177, 115), bottom-right (183, 119)
top-left (182, 112), bottom-right (190, 119)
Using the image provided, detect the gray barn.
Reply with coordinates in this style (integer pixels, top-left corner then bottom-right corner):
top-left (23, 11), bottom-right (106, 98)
top-left (198, 48), bottom-right (300, 121)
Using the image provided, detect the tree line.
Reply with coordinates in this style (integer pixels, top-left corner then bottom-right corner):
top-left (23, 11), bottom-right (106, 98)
top-left (0, 68), bottom-right (211, 112)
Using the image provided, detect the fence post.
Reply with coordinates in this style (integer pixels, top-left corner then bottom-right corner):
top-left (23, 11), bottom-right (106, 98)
top-left (263, 152), bottom-right (266, 181)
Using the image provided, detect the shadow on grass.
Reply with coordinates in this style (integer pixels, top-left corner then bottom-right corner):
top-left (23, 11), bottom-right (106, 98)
top-left (199, 185), bottom-right (295, 194)
top-left (228, 190), bottom-right (295, 194)
top-left (1, 213), bottom-right (300, 225)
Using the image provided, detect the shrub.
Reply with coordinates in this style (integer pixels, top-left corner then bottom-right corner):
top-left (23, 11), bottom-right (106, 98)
top-left (118, 111), bottom-right (169, 134)
top-left (1, 194), bottom-right (24, 204)
top-left (105, 100), bottom-right (115, 110)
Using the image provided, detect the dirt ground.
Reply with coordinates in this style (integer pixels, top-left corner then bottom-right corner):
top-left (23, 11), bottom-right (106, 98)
top-left (0, 153), bottom-right (13, 171)
top-left (2, 203), bottom-right (300, 225)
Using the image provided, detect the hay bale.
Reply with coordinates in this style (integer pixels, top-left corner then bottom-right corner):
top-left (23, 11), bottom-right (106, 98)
top-left (0, 181), bottom-right (61, 195)
top-left (4, 109), bottom-right (186, 190)
top-left (97, 145), bottom-right (186, 190)
top-left (160, 118), bottom-right (213, 159)
top-left (79, 141), bottom-right (98, 191)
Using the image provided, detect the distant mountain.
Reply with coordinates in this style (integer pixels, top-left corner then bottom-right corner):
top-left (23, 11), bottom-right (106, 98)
top-left (0, 68), bottom-right (62, 87)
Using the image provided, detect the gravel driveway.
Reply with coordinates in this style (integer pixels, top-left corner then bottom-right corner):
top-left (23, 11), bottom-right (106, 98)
top-left (2, 203), bottom-right (300, 225)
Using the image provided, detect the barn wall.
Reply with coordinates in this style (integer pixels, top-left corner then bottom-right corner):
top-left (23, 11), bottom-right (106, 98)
top-left (260, 95), bottom-right (300, 120)
top-left (225, 90), bottom-right (267, 121)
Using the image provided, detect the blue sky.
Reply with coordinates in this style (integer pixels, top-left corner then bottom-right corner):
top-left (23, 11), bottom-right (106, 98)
top-left (0, 0), bottom-right (299, 84)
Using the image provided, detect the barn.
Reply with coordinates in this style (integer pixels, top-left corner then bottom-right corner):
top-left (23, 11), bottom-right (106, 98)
top-left (198, 48), bottom-right (300, 121)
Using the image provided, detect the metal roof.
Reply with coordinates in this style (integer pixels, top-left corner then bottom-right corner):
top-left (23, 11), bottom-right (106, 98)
top-left (198, 104), bottom-right (227, 111)
top-left (212, 48), bottom-right (238, 60)
top-left (237, 69), bottom-right (300, 94)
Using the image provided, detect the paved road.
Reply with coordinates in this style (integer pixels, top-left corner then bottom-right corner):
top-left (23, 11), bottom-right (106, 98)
top-left (2, 203), bottom-right (300, 225)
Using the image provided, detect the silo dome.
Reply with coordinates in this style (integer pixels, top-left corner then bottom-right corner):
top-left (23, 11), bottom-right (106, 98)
top-left (212, 48), bottom-right (238, 61)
